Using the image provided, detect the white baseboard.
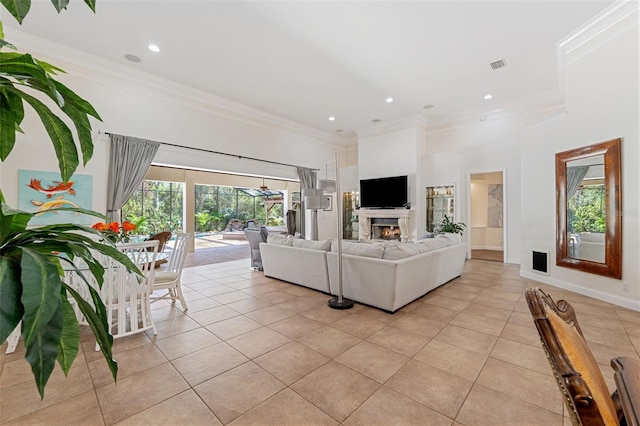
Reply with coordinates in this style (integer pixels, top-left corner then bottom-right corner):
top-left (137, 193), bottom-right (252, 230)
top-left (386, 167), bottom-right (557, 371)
top-left (471, 246), bottom-right (504, 251)
top-left (506, 258), bottom-right (520, 265)
top-left (520, 270), bottom-right (640, 312)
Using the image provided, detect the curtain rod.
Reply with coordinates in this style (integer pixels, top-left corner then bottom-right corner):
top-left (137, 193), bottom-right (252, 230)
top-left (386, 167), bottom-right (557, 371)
top-left (99, 131), bottom-right (318, 170)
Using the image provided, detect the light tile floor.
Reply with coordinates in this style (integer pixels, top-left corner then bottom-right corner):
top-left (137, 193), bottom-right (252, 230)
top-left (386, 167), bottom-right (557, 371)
top-left (1, 259), bottom-right (639, 425)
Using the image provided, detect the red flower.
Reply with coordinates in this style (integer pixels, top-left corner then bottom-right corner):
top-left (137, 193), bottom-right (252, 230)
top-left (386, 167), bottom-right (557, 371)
top-left (122, 221), bottom-right (136, 232)
top-left (92, 222), bottom-right (108, 231)
top-left (109, 222), bottom-right (120, 233)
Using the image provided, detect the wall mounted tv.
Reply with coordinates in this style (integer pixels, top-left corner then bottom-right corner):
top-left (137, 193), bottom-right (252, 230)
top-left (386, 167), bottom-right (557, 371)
top-left (360, 175), bottom-right (408, 209)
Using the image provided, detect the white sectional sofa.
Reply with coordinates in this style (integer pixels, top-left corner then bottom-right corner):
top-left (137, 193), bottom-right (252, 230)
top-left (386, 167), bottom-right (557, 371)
top-left (260, 234), bottom-right (467, 312)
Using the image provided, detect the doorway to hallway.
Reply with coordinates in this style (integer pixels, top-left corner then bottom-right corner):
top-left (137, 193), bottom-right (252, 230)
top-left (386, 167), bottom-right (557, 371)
top-left (469, 171), bottom-right (505, 262)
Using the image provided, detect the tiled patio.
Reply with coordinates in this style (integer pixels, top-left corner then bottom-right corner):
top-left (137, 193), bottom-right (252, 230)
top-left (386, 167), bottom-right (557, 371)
top-left (1, 259), bottom-right (639, 425)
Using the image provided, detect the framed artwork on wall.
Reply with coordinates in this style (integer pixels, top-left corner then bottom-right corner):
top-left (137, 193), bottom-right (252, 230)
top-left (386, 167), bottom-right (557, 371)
top-left (18, 169), bottom-right (93, 225)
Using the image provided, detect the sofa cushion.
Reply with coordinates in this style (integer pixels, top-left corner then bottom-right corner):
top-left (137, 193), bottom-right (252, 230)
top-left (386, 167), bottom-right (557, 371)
top-left (415, 238), bottom-right (448, 251)
top-left (293, 238), bottom-right (331, 251)
top-left (333, 240), bottom-right (384, 258)
top-left (436, 233), bottom-right (460, 246)
top-left (383, 242), bottom-right (430, 260)
top-left (267, 234), bottom-right (293, 246)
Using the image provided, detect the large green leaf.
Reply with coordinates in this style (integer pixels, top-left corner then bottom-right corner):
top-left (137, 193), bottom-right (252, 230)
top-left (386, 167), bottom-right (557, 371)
top-left (0, 91), bottom-right (17, 161)
top-left (0, 53), bottom-right (58, 99)
top-left (83, 0), bottom-right (96, 13)
top-left (64, 283), bottom-right (117, 380)
top-left (0, 256), bottom-right (23, 342)
top-left (19, 247), bottom-right (62, 347)
top-left (56, 293), bottom-right (79, 376)
top-left (24, 298), bottom-right (62, 399)
top-left (50, 0), bottom-right (69, 13)
top-left (0, 0), bottom-right (31, 24)
top-left (0, 201), bottom-right (32, 243)
top-left (17, 89), bottom-right (79, 182)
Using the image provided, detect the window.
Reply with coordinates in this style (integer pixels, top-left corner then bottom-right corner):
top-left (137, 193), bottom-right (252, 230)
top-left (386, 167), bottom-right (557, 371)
top-left (122, 180), bottom-right (184, 235)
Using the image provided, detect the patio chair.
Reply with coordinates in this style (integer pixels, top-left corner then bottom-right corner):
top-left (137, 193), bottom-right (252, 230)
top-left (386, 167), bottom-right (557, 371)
top-left (97, 240), bottom-right (159, 350)
top-left (525, 287), bottom-right (625, 425)
top-left (151, 233), bottom-right (192, 311)
top-left (244, 226), bottom-right (268, 270)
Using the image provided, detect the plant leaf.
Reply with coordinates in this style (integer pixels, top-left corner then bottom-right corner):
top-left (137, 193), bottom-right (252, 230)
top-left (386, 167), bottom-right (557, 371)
top-left (56, 292), bottom-right (79, 376)
top-left (50, 0), bottom-right (70, 13)
top-left (0, 256), bottom-right (23, 343)
top-left (24, 298), bottom-right (62, 399)
top-left (19, 247), bottom-right (62, 347)
top-left (0, 53), bottom-right (58, 99)
top-left (0, 91), bottom-right (17, 161)
top-left (17, 89), bottom-right (79, 182)
top-left (63, 283), bottom-right (117, 381)
top-left (83, 0), bottom-right (96, 12)
top-left (0, 200), bottom-right (32, 243)
top-left (0, 0), bottom-right (32, 24)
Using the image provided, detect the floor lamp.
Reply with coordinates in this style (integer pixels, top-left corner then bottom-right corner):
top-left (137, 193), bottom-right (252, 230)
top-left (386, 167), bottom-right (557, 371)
top-left (325, 154), bottom-right (354, 310)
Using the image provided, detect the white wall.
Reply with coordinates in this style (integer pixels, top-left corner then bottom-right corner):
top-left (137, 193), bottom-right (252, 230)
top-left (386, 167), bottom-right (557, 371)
top-left (520, 14), bottom-right (639, 309)
top-left (0, 32), bottom-right (342, 226)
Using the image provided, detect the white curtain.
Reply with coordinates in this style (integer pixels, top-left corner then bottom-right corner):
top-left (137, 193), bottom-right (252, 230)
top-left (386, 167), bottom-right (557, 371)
top-left (297, 167), bottom-right (317, 239)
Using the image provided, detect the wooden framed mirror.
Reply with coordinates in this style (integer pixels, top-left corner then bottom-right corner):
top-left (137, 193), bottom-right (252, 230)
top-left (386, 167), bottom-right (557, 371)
top-left (556, 138), bottom-right (622, 279)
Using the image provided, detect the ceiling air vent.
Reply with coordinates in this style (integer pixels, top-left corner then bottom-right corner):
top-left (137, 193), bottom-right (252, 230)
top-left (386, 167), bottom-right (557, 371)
top-left (490, 59), bottom-right (507, 70)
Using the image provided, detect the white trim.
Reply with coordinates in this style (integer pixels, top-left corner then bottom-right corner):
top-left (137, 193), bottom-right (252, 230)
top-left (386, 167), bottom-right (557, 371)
top-left (471, 246), bottom-right (504, 251)
top-left (5, 28), bottom-right (352, 149)
top-left (506, 258), bottom-right (521, 265)
top-left (521, 270), bottom-right (640, 312)
top-left (556, 1), bottom-right (639, 102)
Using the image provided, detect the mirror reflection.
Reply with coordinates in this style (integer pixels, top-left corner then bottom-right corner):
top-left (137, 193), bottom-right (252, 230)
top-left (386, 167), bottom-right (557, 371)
top-left (566, 155), bottom-right (605, 263)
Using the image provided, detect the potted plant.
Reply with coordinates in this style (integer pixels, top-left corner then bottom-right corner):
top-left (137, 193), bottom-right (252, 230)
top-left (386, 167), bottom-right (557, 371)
top-left (0, 0), bottom-right (138, 398)
top-left (438, 215), bottom-right (466, 235)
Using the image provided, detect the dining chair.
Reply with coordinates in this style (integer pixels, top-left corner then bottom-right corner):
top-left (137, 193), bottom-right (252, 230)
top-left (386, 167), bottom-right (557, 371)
top-left (145, 230), bottom-right (172, 267)
top-left (151, 232), bottom-right (192, 311)
top-left (525, 287), bottom-right (625, 425)
top-left (97, 240), bottom-right (159, 349)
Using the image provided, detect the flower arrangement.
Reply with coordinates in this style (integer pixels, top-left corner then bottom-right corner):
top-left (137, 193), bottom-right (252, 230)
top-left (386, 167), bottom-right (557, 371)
top-left (92, 221), bottom-right (137, 243)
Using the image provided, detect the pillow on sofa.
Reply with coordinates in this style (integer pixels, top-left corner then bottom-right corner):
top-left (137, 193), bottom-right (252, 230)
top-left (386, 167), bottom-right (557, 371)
top-left (415, 238), bottom-right (448, 251)
top-left (293, 238), bottom-right (331, 251)
top-left (436, 233), bottom-right (460, 246)
top-left (267, 234), bottom-right (293, 246)
top-left (333, 240), bottom-right (384, 258)
top-left (383, 242), bottom-right (430, 260)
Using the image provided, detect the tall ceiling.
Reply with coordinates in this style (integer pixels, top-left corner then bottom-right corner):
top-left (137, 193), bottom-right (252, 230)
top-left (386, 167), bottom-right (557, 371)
top-left (4, 1), bottom-right (613, 139)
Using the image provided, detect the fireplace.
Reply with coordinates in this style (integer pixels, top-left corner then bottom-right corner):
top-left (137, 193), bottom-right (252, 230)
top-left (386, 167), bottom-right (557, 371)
top-left (371, 218), bottom-right (401, 241)
top-left (354, 209), bottom-right (415, 242)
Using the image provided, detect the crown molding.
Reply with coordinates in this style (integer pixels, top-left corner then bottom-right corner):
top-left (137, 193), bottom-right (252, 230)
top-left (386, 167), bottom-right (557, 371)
top-left (5, 28), bottom-right (351, 149)
top-left (556, 1), bottom-right (639, 94)
top-left (355, 116), bottom-right (423, 140)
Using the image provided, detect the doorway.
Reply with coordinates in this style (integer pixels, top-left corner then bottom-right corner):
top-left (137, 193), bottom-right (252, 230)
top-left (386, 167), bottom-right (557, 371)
top-left (469, 171), bottom-right (505, 262)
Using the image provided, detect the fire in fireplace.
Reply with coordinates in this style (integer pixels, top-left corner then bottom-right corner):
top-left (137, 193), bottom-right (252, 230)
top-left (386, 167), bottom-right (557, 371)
top-left (371, 218), bottom-right (401, 241)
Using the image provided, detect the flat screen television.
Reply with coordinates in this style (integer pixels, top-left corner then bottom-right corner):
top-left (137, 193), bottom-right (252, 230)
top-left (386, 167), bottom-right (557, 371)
top-left (360, 175), bottom-right (408, 209)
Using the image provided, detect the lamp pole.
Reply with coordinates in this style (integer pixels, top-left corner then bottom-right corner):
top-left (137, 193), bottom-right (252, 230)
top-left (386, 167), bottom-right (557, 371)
top-left (328, 153), bottom-right (354, 310)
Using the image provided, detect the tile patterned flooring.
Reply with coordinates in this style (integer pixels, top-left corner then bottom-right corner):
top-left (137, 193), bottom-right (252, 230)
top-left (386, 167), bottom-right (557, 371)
top-left (1, 259), bottom-right (639, 425)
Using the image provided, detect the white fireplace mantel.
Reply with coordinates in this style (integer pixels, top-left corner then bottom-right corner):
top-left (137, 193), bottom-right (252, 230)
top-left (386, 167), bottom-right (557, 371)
top-left (355, 209), bottom-right (416, 242)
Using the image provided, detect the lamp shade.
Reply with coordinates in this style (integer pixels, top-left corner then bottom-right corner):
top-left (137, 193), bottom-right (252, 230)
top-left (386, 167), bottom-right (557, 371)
top-left (303, 189), bottom-right (329, 210)
top-left (317, 178), bottom-right (336, 192)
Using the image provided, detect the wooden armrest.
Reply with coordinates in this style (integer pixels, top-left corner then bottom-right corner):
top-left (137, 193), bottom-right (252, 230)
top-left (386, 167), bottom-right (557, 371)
top-left (611, 357), bottom-right (640, 426)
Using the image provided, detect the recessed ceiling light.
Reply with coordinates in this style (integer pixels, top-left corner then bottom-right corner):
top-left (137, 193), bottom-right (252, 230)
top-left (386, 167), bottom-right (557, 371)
top-left (372, 119), bottom-right (381, 123)
top-left (422, 104), bottom-right (435, 109)
top-left (328, 116), bottom-right (336, 121)
top-left (124, 54), bottom-right (141, 63)
top-left (148, 44), bottom-right (160, 53)
top-left (484, 94), bottom-right (493, 100)
top-left (385, 97), bottom-right (394, 103)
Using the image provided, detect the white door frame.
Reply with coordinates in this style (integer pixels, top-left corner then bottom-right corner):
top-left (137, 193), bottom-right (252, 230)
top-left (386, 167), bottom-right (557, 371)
top-left (466, 169), bottom-right (508, 263)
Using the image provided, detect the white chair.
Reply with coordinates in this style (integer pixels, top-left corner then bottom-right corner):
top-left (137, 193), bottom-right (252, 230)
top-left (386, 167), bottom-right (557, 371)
top-left (97, 240), bottom-right (159, 349)
top-left (151, 233), bottom-right (192, 311)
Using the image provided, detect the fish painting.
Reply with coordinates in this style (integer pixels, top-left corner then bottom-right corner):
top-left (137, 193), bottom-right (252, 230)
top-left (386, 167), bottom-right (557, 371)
top-left (31, 195), bottom-right (80, 214)
top-left (28, 178), bottom-right (76, 198)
